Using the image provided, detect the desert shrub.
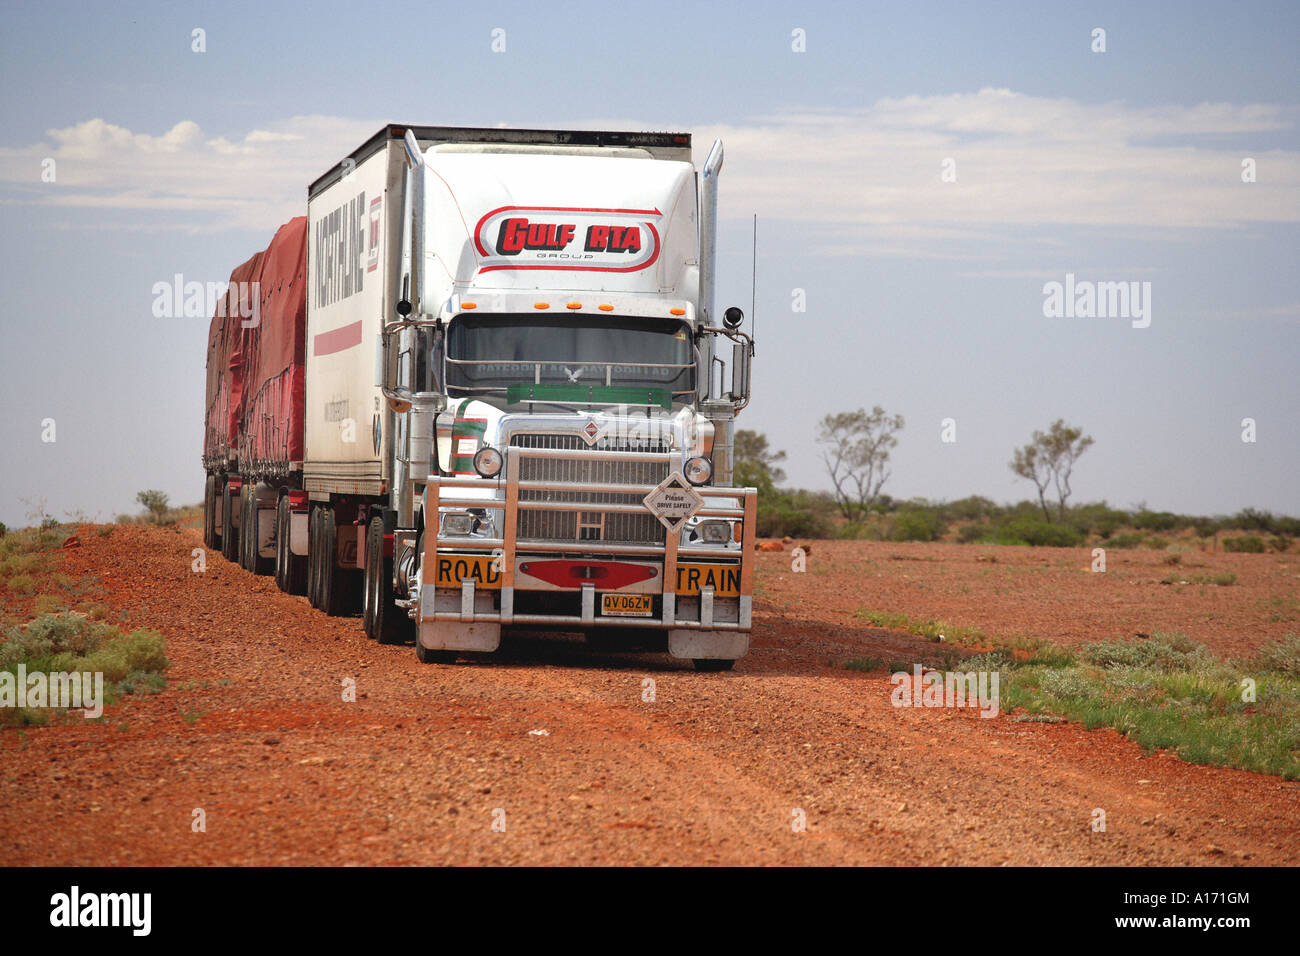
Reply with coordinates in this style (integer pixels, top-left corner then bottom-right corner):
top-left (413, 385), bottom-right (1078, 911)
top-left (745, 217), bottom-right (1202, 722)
top-left (993, 516), bottom-right (1084, 548)
top-left (1107, 533), bottom-right (1145, 549)
top-left (1081, 633), bottom-right (1211, 672)
top-left (957, 522), bottom-right (988, 543)
top-left (1067, 502), bottom-right (1128, 538)
top-left (0, 612), bottom-right (122, 666)
top-left (946, 496), bottom-right (1000, 522)
top-left (1132, 510), bottom-right (1185, 532)
top-left (1270, 536), bottom-right (1290, 553)
top-left (50, 628), bottom-right (166, 682)
top-left (1223, 536), bottom-right (1266, 554)
top-left (6, 575), bottom-right (35, 595)
top-left (1253, 634), bottom-right (1300, 677)
top-left (890, 510), bottom-right (945, 542)
top-left (755, 489), bottom-right (835, 539)
top-left (32, 595), bottom-right (63, 615)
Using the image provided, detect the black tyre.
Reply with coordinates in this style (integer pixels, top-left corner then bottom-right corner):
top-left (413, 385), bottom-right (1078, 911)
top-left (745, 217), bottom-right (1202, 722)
top-left (275, 495), bottom-right (290, 592)
top-left (693, 659), bottom-right (735, 672)
top-left (249, 492), bottom-right (273, 577)
top-left (220, 481), bottom-right (239, 564)
top-left (276, 495), bottom-right (306, 595)
top-left (239, 489), bottom-right (254, 571)
top-left (203, 474), bottom-right (217, 550)
top-left (308, 505), bottom-right (323, 609)
top-left (365, 516), bottom-right (408, 644)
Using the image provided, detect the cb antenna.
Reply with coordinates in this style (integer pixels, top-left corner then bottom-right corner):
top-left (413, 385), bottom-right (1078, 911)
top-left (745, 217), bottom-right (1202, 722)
top-left (750, 213), bottom-right (757, 350)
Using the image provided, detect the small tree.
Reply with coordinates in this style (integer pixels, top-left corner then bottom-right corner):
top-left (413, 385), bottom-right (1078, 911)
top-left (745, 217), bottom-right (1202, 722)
top-left (733, 429), bottom-right (787, 495)
top-left (136, 489), bottom-right (171, 524)
top-left (817, 406), bottom-right (905, 522)
top-left (1009, 419), bottom-right (1094, 522)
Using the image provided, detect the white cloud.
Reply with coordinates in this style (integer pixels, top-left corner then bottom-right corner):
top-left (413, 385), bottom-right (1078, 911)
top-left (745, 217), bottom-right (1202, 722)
top-left (1, 92), bottom-right (1296, 247)
top-left (0, 115), bottom-right (377, 231)
top-left (694, 88), bottom-right (1300, 243)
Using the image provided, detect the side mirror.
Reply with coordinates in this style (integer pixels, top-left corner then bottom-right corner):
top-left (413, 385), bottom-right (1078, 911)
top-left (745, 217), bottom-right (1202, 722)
top-left (723, 306), bottom-right (744, 330)
top-left (729, 340), bottom-right (751, 403)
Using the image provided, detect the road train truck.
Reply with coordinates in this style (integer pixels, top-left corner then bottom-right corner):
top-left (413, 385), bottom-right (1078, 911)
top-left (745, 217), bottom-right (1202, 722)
top-left (202, 125), bottom-right (756, 669)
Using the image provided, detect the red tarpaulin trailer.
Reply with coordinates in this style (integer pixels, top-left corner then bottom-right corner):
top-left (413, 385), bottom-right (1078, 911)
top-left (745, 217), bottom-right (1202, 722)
top-left (203, 250), bottom-right (264, 470)
top-left (236, 217), bottom-right (307, 476)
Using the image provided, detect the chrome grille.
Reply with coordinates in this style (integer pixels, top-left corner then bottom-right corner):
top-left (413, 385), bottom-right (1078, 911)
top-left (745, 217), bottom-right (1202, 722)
top-left (511, 434), bottom-right (670, 544)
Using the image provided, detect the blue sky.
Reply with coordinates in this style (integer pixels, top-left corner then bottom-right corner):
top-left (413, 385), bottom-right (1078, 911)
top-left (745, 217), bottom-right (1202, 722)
top-left (1, 0), bottom-right (1297, 526)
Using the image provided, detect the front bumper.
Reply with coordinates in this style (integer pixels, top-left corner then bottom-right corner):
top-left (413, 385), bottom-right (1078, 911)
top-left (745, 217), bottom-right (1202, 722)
top-left (417, 446), bottom-right (756, 635)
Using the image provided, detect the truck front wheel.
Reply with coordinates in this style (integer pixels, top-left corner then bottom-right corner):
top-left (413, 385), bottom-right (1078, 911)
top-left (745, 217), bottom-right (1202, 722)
top-left (363, 516), bottom-right (406, 644)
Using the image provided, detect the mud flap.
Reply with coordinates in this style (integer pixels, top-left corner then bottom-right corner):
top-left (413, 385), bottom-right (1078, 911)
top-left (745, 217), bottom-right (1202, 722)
top-left (418, 621), bottom-right (501, 653)
top-left (667, 629), bottom-right (749, 660)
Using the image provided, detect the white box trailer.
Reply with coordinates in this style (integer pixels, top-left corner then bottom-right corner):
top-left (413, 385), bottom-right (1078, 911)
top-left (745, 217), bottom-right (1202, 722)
top-left (220, 124), bottom-right (757, 670)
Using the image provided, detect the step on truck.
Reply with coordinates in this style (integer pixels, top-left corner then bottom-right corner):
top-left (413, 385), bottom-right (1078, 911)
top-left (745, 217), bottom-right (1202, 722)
top-left (202, 124), bottom-right (756, 670)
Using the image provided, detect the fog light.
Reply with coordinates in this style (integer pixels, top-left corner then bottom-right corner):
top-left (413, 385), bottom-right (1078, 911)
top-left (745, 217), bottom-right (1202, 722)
top-left (684, 456), bottom-right (712, 485)
top-left (474, 445), bottom-right (503, 478)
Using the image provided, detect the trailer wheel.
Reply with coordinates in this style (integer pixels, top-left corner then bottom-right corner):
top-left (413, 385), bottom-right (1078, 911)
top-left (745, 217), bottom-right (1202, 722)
top-left (220, 481), bottom-right (239, 564)
top-left (364, 516), bottom-right (406, 644)
top-left (693, 659), bottom-right (735, 672)
top-left (203, 474), bottom-right (217, 550)
top-left (317, 508), bottom-right (356, 617)
top-left (239, 488), bottom-right (255, 572)
top-left (307, 506), bottom-right (322, 609)
top-left (276, 496), bottom-right (306, 595)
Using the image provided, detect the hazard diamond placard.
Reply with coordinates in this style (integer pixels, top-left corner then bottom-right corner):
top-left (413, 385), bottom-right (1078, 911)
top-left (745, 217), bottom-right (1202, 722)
top-left (643, 472), bottom-right (704, 532)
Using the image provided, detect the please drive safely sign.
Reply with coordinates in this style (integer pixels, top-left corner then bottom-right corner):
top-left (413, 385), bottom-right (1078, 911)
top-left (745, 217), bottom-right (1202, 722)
top-left (642, 472), bottom-right (704, 532)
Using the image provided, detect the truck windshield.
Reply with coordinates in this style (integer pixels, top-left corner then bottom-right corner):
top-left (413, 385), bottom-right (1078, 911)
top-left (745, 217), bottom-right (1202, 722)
top-left (445, 314), bottom-right (695, 399)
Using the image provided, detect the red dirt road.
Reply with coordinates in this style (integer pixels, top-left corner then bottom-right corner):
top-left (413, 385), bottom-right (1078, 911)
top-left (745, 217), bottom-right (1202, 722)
top-left (2, 526), bottom-right (1297, 865)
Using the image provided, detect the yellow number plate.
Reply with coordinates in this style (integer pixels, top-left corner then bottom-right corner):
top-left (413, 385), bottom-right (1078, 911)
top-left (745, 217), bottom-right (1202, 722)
top-left (675, 564), bottom-right (742, 597)
top-left (601, 593), bottom-right (654, 617)
top-left (434, 554), bottom-right (501, 590)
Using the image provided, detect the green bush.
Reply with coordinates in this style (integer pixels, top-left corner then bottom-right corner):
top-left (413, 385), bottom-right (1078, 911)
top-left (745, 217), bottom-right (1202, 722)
top-left (946, 496), bottom-right (999, 522)
top-left (890, 510), bottom-right (945, 542)
top-left (957, 522), bottom-right (988, 543)
top-left (1253, 634), bottom-right (1300, 677)
top-left (1107, 533), bottom-right (1146, 549)
top-left (992, 516), bottom-right (1084, 547)
top-left (755, 489), bottom-right (835, 539)
top-left (1081, 633), bottom-right (1212, 672)
top-left (1133, 510), bottom-right (1185, 532)
top-left (1223, 536), bottom-right (1266, 553)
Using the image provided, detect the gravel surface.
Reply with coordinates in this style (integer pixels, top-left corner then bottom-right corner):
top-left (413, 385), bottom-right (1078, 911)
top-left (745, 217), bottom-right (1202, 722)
top-left (2, 525), bottom-right (1296, 865)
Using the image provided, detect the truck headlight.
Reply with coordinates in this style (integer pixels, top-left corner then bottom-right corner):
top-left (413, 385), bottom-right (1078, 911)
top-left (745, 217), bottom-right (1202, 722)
top-left (697, 520), bottom-right (731, 544)
top-left (684, 456), bottom-right (712, 485)
top-left (474, 446), bottom-right (503, 478)
top-left (441, 511), bottom-right (475, 536)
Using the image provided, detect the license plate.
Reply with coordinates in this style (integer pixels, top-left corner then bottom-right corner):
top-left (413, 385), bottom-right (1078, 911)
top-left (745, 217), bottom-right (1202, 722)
top-left (601, 593), bottom-right (654, 617)
top-left (434, 554), bottom-right (502, 590)
top-left (675, 563), bottom-right (742, 597)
